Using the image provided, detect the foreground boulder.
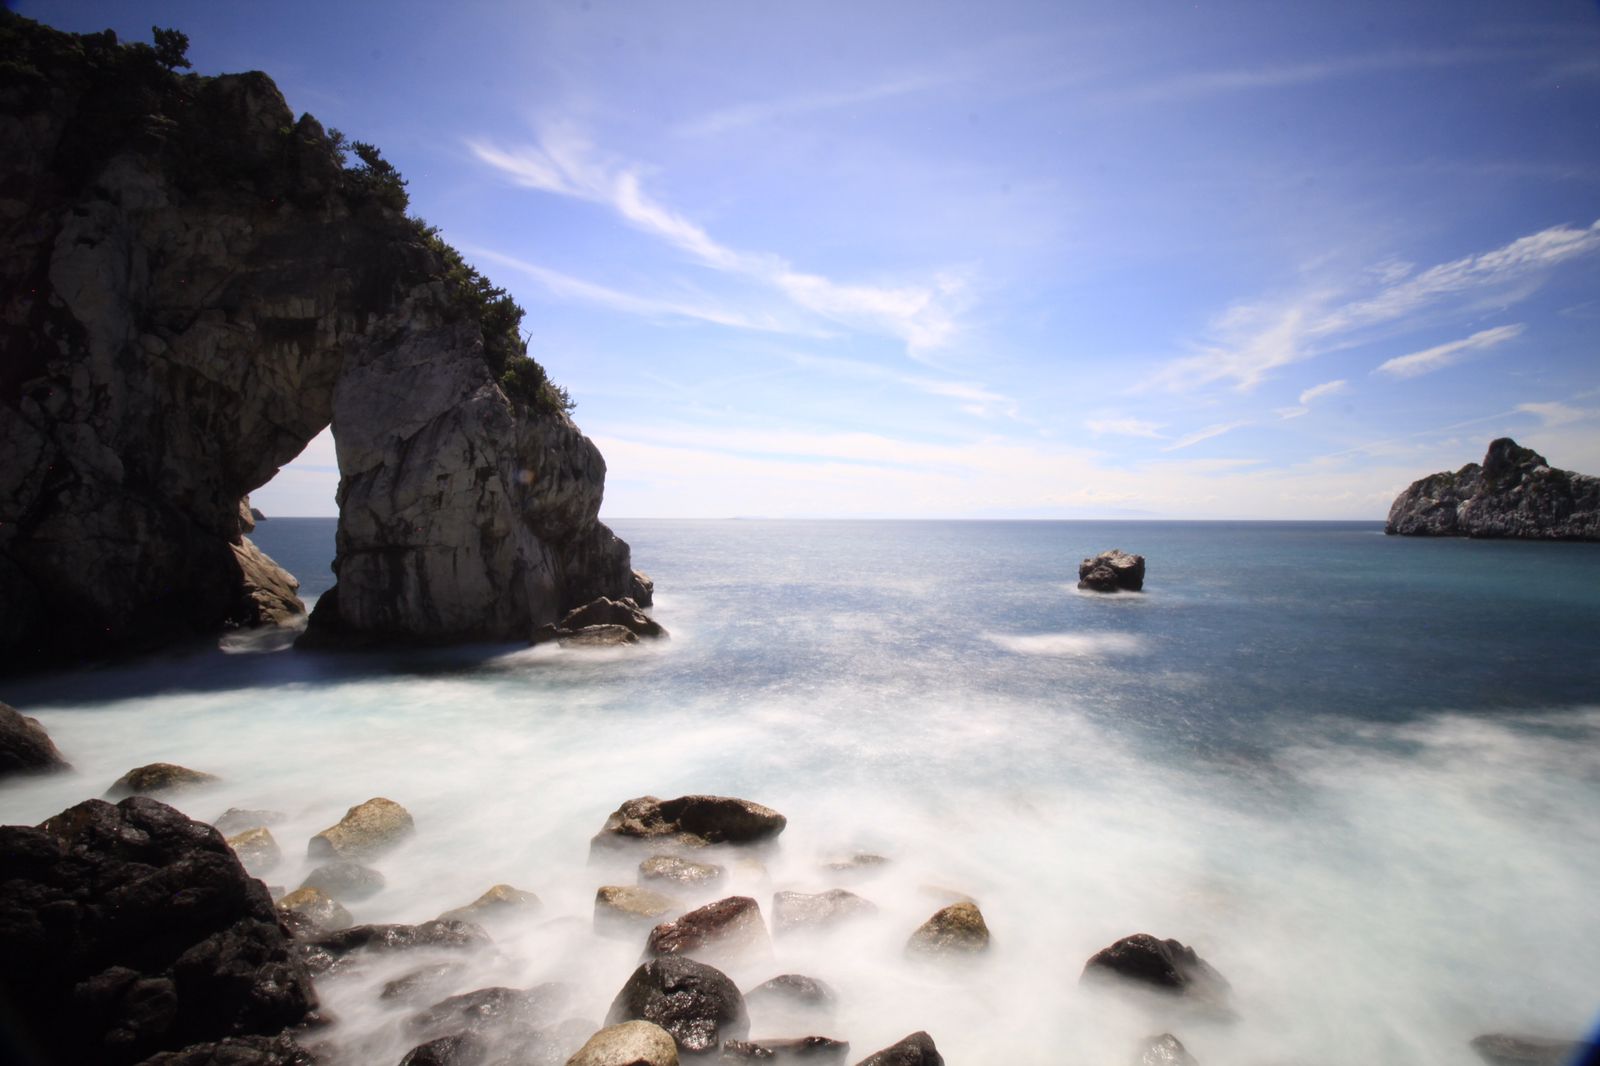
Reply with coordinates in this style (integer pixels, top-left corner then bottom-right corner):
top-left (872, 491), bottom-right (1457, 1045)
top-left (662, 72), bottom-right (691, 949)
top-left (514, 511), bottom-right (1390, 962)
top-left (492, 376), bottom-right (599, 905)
top-left (854, 1032), bottom-right (943, 1066)
top-left (0, 700), bottom-right (71, 775)
top-left (905, 902), bottom-right (990, 957)
top-left (772, 890), bottom-right (877, 936)
top-left (592, 796), bottom-right (788, 854)
top-left (646, 896), bottom-right (772, 965)
top-left (1470, 1033), bottom-right (1589, 1066)
top-left (607, 957), bottom-right (749, 1055)
top-left (1078, 549), bottom-right (1146, 592)
top-left (1081, 934), bottom-right (1230, 1011)
top-left (0, 797), bottom-right (316, 1065)
top-left (566, 1020), bottom-right (680, 1066)
top-left (1386, 438), bottom-right (1600, 540)
top-left (307, 797), bottom-right (414, 860)
top-left (105, 762), bottom-right (221, 798)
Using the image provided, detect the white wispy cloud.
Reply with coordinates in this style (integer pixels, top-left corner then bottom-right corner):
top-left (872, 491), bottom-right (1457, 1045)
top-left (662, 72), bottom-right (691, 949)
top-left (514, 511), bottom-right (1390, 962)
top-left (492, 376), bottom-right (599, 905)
top-left (1374, 323), bottom-right (1525, 378)
top-left (675, 73), bottom-right (947, 138)
top-left (1516, 401), bottom-right (1594, 427)
top-left (1085, 417), bottom-right (1165, 438)
top-left (782, 351), bottom-right (1018, 419)
top-left (1299, 379), bottom-right (1349, 405)
top-left (468, 128), bottom-right (965, 354)
top-left (1161, 420), bottom-right (1252, 451)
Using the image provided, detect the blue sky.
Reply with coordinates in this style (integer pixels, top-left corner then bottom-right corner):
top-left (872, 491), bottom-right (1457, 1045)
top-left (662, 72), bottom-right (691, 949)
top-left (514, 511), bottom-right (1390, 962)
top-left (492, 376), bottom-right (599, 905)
top-left (24, 0), bottom-right (1600, 518)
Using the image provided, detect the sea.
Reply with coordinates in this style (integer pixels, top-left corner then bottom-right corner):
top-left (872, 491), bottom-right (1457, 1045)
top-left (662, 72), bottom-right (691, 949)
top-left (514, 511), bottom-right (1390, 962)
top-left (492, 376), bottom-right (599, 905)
top-left (4, 519), bottom-right (1598, 1065)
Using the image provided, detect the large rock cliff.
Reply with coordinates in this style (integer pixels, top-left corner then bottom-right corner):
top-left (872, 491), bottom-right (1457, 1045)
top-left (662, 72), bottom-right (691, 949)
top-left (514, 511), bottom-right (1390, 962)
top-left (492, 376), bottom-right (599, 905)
top-left (0, 16), bottom-right (646, 669)
top-left (1385, 438), bottom-right (1600, 540)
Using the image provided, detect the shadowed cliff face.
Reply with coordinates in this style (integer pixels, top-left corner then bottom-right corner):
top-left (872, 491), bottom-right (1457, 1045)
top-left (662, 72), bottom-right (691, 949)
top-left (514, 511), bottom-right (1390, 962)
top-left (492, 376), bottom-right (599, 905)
top-left (1385, 438), bottom-right (1600, 541)
top-left (0, 17), bottom-right (644, 670)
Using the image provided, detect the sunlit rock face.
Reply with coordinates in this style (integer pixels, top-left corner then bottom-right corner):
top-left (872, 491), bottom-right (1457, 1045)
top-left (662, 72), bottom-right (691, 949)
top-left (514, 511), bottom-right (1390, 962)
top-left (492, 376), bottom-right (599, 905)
top-left (0, 15), bottom-right (640, 668)
top-left (1385, 438), bottom-right (1600, 541)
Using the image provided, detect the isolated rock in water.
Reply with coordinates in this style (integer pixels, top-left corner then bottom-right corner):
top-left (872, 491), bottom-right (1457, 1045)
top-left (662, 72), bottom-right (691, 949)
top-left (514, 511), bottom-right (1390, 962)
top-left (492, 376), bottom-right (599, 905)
top-left (566, 1020), bottom-right (680, 1066)
top-left (596, 885), bottom-right (684, 936)
top-left (105, 762), bottom-right (221, 798)
top-left (226, 827), bottom-right (282, 875)
top-left (0, 16), bottom-right (647, 670)
top-left (1387, 438), bottom-right (1600, 540)
top-left (308, 797), bottom-right (414, 860)
top-left (0, 700), bottom-right (70, 775)
top-left (559, 625), bottom-right (640, 648)
top-left (722, 1037), bottom-right (850, 1063)
top-left (439, 883), bottom-right (542, 925)
top-left (607, 957), bottom-right (749, 1055)
top-left (640, 854), bottom-right (726, 888)
top-left (298, 861), bottom-right (387, 901)
top-left (1470, 1033), bottom-right (1588, 1066)
top-left (772, 890), bottom-right (878, 936)
top-left (561, 597), bottom-right (667, 638)
top-left (399, 1032), bottom-right (488, 1066)
top-left (1082, 934), bottom-right (1231, 1008)
top-left (743, 974), bottom-right (838, 1018)
top-left (646, 896), bottom-right (772, 964)
top-left (275, 886), bottom-right (353, 935)
top-left (593, 795), bottom-right (788, 853)
top-left (1137, 1034), bottom-right (1200, 1066)
top-left (854, 1032), bottom-right (944, 1066)
top-left (135, 1034), bottom-right (317, 1066)
top-left (212, 809), bottom-right (286, 836)
top-left (0, 797), bottom-right (316, 1064)
top-left (1078, 549), bottom-right (1146, 592)
top-left (906, 902), bottom-right (990, 957)
top-left (295, 920), bottom-right (490, 979)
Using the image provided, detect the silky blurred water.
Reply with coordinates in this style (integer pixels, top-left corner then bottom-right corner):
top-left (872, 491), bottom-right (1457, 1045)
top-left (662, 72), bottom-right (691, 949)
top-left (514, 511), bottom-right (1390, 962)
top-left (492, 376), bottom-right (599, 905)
top-left (3, 520), bottom-right (1598, 1065)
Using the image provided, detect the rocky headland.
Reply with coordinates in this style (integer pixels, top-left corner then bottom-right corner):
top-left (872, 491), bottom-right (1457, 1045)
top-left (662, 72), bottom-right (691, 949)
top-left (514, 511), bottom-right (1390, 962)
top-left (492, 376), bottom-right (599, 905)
top-left (0, 15), bottom-right (652, 671)
top-left (1385, 438), bottom-right (1600, 541)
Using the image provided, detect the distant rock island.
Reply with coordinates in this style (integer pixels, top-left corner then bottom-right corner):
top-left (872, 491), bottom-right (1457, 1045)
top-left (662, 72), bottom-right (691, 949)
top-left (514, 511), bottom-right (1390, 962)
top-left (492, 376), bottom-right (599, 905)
top-left (1386, 438), bottom-right (1600, 541)
top-left (0, 15), bottom-right (649, 669)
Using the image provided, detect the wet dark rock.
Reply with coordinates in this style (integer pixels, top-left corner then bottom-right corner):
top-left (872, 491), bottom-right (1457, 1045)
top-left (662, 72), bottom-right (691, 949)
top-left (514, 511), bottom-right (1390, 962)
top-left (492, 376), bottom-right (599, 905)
top-left (905, 902), bottom-right (990, 957)
top-left (399, 1032), bottom-right (488, 1066)
top-left (1470, 1033), bottom-right (1588, 1066)
top-left (721, 1038), bottom-right (849, 1064)
top-left (308, 797), bottom-right (415, 860)
top-left (852, 1032), bottom-right (943, 1066)
top-left (592, 796), bottom-right (788, 855)
top-left (640, 855), bottom-right (726, 888)
top-left (549, 597), bottom-right (668, 641)
top-left (407, 984), bottom-right (574, 1043)
top-left (1136, 1034), bottom-right (1199, 1066)
top-left (295, 920), bottom-right (490, 979)
top-left (438, 884), bottom-right (541, 925)
top-left (646, 896), bottom-right (772, 965)
top-left (558, 625), bottom-right (640, 648)
top-left (213, 810), bottom-right (287, 837)
top-left (565, 1020), bottom-right (679, 1066)
top-left (226, 828), bottom-right (282, 875)
top-left (1081, 934), bottom-right (1231, 1010)
top-left (596, 885), bottom-right (683, 936)
top-left (0, 700), bottom-right (71, 775)
top-left (1077, 549), bottom-right (1146, 592)
top-left (133, 1034), bottom-right (318, 1065)
top-left (274, 888), bottom-right (352, 935)
top-left (743, 975), bottom-right (838, 1018)
top-left (606, 956), bottom-right (749, 1055)
top-left (298, 861), bottom-right (386, 901)
top-left (381, 962), bottom-right (472, 1003)
top-left (1387, 438), bottom-right (1600, 540)
top-left (0, 797), bottom-right (316, 1065)
top-left (771, 890), bottom-right (877, 936)
top-left (106, 762), bottom-right (221, 798)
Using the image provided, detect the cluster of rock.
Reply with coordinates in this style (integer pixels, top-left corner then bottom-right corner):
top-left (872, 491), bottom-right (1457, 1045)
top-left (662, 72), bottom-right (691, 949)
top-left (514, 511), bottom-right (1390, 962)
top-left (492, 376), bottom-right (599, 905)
top-left (533, 596), bottom-right (669, 648)
top-left (1386, 438), bottom-right (1600, 540)
top-left (1078, 549), bottom-right (1146, 593)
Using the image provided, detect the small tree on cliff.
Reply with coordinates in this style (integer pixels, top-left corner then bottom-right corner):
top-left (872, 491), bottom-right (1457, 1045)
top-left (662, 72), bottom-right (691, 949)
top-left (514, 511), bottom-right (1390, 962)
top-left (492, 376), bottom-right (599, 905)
top-left (151, 26), bottom-right (191, 71)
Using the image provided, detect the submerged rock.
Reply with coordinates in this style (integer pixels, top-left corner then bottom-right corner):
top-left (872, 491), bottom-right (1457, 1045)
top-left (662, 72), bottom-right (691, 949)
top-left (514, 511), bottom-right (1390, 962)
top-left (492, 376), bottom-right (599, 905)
top-left (641, 855), bottom-right (727, 888)
top-left (905, 902), bottom-right (990, 957)
top-left (307, 797), bottom-right (414, 860)
top-left (565, 1020), bottom-right (680, 1066)
top-left (212, 809), bottom-right (287, 836)
top-left (1387, 438), bottom-right (1600, 540)
top-left (596, 885), bottom-right (683, 936)
top-left (295, 920), bottom-right (490, 979)
top-left (771, 890), bottom-right (877, 936)
top-left (853, 1032), bottom-right (943, 1066)
top-left (226, 827), bottom-right (282, 875)
top-left (1078, 549), bottom-right (1146, 592)
top-left (742, 975), bottom-right (838, 1019)
top-left (646, 895), bottom-right (772, 965)
top-left (606, 957), bottom-right (749, 1055)
top-left (1081, 934), bottom-right (1231, 1011)
top-left (1137, 1034), bottom-right (1199, 1066)
top-left (298, 861), bottom-right (386, 901)
top-left (105, 762), bottom-right (221, 798)
top-left (439, 883), bottom-right (542, 925)
top-left (721, 1037), bottom-right (849, 1063)
top-left (1470, 1033), bottom-right (1588, 1066)
top-left (592, 795), bottom-right (788, 854)
top-left (559, 625), bottom-right (640, 648)
top-left (275, 887), bottom-right (352, 935)
top-left (0, 700), bottom-right (71, 775)
top-left (0, 797), bottom-right (316, 1064)
top-left (381, 961), bottom-right (473, 1004)
top-left (407, 984), bottom-right (573, 1042)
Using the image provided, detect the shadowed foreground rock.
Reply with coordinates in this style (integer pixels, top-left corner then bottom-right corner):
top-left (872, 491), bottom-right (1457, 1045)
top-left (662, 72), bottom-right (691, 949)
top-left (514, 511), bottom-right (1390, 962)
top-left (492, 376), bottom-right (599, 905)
top-left (0, 699), bottom-right (70, 775)
top-left (0, 797), bottom-right (316, 1065)
top-left (1386, 438), bottom-right (1600, 540)
top-left (853, 1032), bottom-right (944, 1066)
top-left (607, 957), bottom-right (749, 1055)
top-left (133, 1034), bottom-right (317, 1066)
top-left (1470, 1033), bottom-right (1590, 1066)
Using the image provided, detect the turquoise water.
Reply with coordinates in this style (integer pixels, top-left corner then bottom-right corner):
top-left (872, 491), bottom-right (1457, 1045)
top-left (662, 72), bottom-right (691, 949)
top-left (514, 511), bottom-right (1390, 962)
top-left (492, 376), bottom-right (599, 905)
top-left (3, 520), bottom-right (1597, 1065)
